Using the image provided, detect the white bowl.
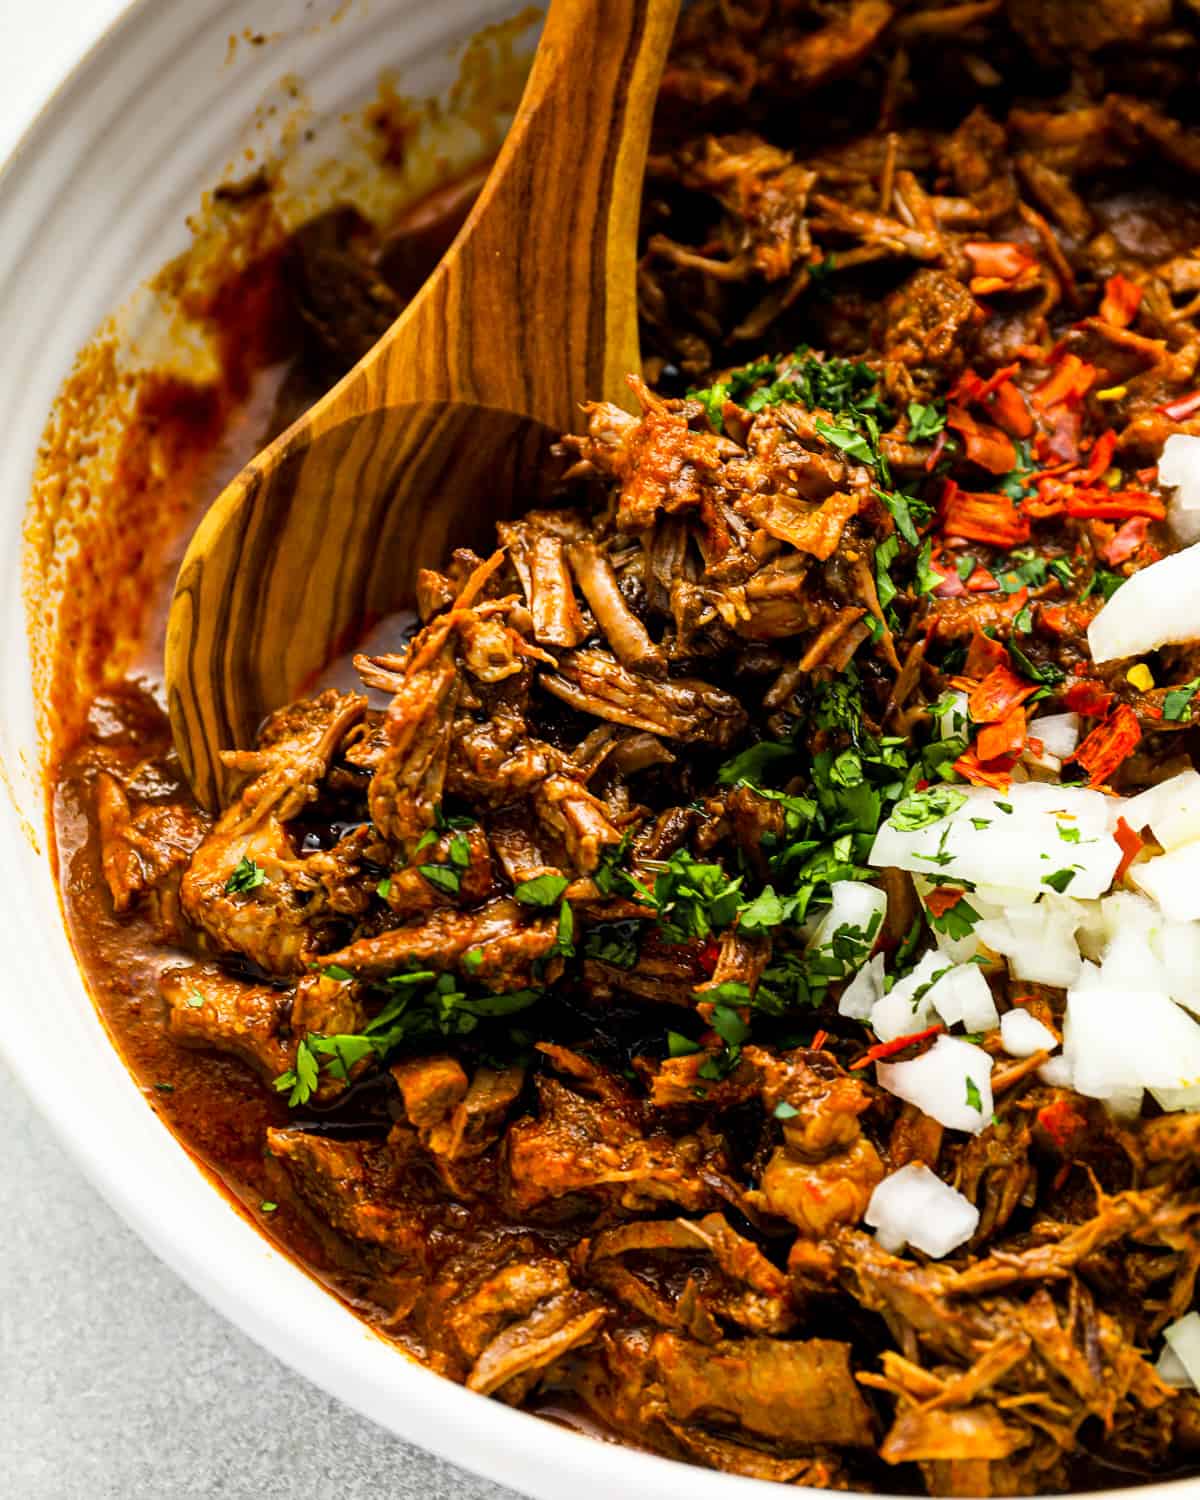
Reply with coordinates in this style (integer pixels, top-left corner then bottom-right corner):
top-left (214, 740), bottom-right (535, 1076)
top-left (0, 5), bottom-right (1192, 1500)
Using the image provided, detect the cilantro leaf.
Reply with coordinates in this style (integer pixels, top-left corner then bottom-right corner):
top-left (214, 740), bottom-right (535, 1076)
top-left (514, 873), bottom-right (571, 908)
top-left (891, 785), bottom-right (967, 831)
top-left (224, 856), bottom-right (266, 895)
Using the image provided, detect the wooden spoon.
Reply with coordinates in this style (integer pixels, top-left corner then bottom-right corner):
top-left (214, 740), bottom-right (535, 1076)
top-left (166, 0), bottom-right (680, 809)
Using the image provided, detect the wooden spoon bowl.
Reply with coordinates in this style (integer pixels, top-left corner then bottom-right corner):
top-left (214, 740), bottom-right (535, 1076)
top-left (166, 0), bottom-right (680, 809)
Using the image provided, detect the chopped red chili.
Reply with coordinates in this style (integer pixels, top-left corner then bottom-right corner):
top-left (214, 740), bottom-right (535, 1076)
top-left (1114, 816), bottom-right (1145, 883)
top-left (1099, 273), bottom-right (1142, 328)
top-left (968, 663), bottom-right (1038, 724)
top-left (1071, 703), bottom-right (1143, 788)
top-left (941, 481), bottom-right (1031, 547)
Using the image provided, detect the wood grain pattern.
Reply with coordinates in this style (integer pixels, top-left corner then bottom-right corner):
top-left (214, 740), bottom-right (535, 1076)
top-left (166, 0), bottom-right (680, 809)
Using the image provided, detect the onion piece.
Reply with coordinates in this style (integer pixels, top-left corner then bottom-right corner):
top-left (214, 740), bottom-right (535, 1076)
top-left (839, 952), bottom-right (885, 1021)
top-left (1159, 433), bottom-right (1200, 545)
top-left (975, 897), bottom-right (1084, 988)
top-left (869, 950), bottom-right (949, 1042)
top-left (808, 880), bottom-right (887, 957)
top-left (864, 1163), bottom-right (979, 1258)
top-left (877, 1035), bottom-right (994, 1134)
top-left (870, 783), bottom-right (1123, 900)
top-left (1131, 841), bottom-right (1200, 921)
top-left (1087, 541), bottom-right (1200, 663)
top-left (1122, 770), bottom-right (1200, 851)
top-left (1160, 1312), bottom-right (1200, 1389)
top-left (1063, 981), bottom-right (1200, 1111)
top-left (926, 963), bottom-right (999, 1032)
top-left (1001, 1008), bottom-right (1058, 1057)
top-left (1026, 713), bottom-right (1079, 760)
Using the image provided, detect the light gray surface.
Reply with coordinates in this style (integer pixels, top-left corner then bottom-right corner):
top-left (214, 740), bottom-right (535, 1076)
top-left (0, 1057), bottom-right (524, 1500)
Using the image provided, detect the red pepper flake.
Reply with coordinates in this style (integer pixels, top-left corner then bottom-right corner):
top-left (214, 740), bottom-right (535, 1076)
top-left (941, 481), bottom-right (1031, 547)
top-left (850, 1024), bottom-right (945, 1071)
top-left (1114, 816), bottom-right (1145, 883)
top-left (965, 241), bottom-right (1036, 281)
top-left (1032, 354), bottom-right (1096, 411)
top-left (964, 629), bottom-right (1008, 679)
top-left (968, 663), bottom-right (1038, 724)
top-left (953, 746), bottom-right (1019, 789)
top-left (697, 938), bottom-right (720, 976)
top-left (1063, 487), bottom-right (1165, 522)
top-left (965, 564), bottom-right (999, 592)
top-left (946, 404), bottom-right (1017, 474)
top-left (1070, 703), bottom-right (1143, 789)
top-left (1036, 1095), bottom-right (1091, 1151)
top-left (949, 363), bottom-right (1021, 404)
top-left (976, 702), bottom-right (1028, 762)
top-left (930, 555), bottom-right (966, 598)
top-left (1038, 605), bottom-right (1072, 637)
top-left (1156, 389), bottom-right (1200, 422)
top-left (1101, 516), bottom-right (1149, 566)
top-left (1063, 679), bottom-right (1115, 718)
top-left (989, 379), bottom-right (1034, 439)
top-left (1077, 428), bottom-right (1118, 485)
top-left (1099, 273), bottom-right (1142, 329)
top-left (925, 887), bottom-right (965, 918)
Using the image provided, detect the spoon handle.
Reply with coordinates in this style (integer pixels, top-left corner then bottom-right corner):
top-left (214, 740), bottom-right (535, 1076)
top-left (360, 0), bottom-right (680, 429)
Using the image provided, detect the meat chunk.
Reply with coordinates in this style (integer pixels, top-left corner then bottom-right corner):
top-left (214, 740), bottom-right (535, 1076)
top-left (161, 963), bottom-right (292, 1081)
top-left (179, 690), bottom-right (366, 975)
top-left (540, 649), bottom-right (747, 748)
top-left (1007, 0), bottom-right (1171, 61)
top-left (504, 1058), bottom-right (727, 1216)
top-left (96, 774), bottom-right (206, 915)
top-left (652, 1332), bottom-right (876, 1447)
top-left (392, 1055), bottom-right (525, 1160)
top-left (878, 269), bottom-right (979, 399)
top-left (322, 897), bottom-right (557, 987)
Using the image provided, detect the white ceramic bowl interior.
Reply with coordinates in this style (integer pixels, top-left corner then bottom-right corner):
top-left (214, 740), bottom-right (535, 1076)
top-left (0, 4), bottom-right (1192, 1499)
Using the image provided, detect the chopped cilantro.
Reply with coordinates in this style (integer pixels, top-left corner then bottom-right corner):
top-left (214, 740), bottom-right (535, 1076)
top-left (915, 537), bottom-right (940, 596)
top-left (1057, 824), bottom-right (1081, 844)
top-left (996, 801), bottom-right (1014, 814)
top-left (419, 864), bottom-right (461, 896)
top-left (260, 1201), bottom-right (278, 1213)
top-left (928, 892), bottom-right (981, 940)
top-left (965, 1076), bottom-right (983, 1112)
top-left (717, 739), bottom-right (795, 787)
top-left (583, 919), bottom-right (641, 976)
top-left (375, 875), bottom-right (393, 900)
top-left (891, 785), bottom-right (967, 831)
top-left (906, 401), bottom-right (946, 443)
top-left (224, 856), bottom-right (265, 895)
top-left (667, 1031), bottom-right (701, 1058)
top-left (514, 873), bottom-right (571, 908)
top-left (773, 1100), bottom-right (800, 1120)
top-left (1042, 868), bottom-right (1078, 893)
top-left (447, 831), bottom-right (472, 869)
top-left (1164, 677), bottom-right (1200, 723)
top-left (321, 964), bottom-right (354, 982)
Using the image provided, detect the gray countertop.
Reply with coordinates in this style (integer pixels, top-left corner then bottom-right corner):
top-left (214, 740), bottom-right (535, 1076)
top-left (0, 1057), bottom-right (522, 1500)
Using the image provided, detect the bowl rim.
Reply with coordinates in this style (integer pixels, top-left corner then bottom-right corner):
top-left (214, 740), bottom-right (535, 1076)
top-left (0, 5), bottom-right (1195, 1499)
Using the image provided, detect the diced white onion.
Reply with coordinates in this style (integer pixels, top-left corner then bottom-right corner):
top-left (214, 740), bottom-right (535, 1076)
top-left (877, 1035), bottom-right (994, 1134)
top-left (1063, 981), bottom-right (1200, 1111)
top-left (1026, 713), bottom-right (1079, 760)
top-left (869, 950), bottom-right (948, 1042)
top-left (864, 1163), bottom-right (980, 1258)
top-left (1150, 1082), bottom-right (1200, 1112)
top-left (1159, 434), bottom-right (1200, 545)
top-left (1123, 770), bottom-right (1200, 852)
top-left (808, 880), bottom-right (887, 956)
top-left (1001, 1008), bottom-right (1058, 1057)
top-left (927, 963), bottom-right (1000, 1033)
top-left (1039, 1054), bottom-right (1074, 1087)
top-left (1160, 1312), bottom-right (1200, 1389)
top-left (1132, 841), bottom-right (1200, 922)
top-left (839, 952), bottom-right (885, 1021)
top-left (1087, 540), bottom-right (1200, 663)
top-left (870, 784), bottom-right (1123, 901)
top-left (976, 897), bottom-right (1085, 989)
